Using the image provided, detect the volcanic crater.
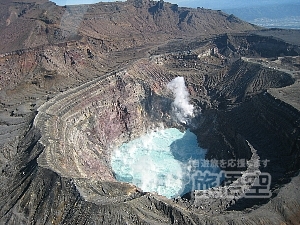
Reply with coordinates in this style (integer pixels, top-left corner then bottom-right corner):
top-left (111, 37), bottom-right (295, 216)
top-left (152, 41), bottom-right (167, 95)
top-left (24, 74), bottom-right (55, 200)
top-left (1, 0), bottom-right (300, 224)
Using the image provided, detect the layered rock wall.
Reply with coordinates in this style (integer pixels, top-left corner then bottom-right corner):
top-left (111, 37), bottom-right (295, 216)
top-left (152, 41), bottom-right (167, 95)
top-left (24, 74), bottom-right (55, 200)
top-left (34, 60), bottom-right (175, 182)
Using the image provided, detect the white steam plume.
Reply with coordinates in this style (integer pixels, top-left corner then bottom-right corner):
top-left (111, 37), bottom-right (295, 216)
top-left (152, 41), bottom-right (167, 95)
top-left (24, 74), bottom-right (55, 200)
top-left (167, 77), bottom-right (194, 124)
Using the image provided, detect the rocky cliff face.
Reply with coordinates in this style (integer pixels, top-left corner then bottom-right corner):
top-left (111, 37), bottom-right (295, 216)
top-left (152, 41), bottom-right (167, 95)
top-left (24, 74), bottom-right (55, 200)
top-left (0, 0), bottom-right (258, 54)
top-left (0, 0), bottom-right (300, 224)
top-left (34, 61), bottom-right (176, 182)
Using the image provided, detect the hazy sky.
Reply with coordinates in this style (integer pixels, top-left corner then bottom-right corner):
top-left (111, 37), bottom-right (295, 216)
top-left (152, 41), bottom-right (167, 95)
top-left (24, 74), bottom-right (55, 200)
top-left (52, 0), bottom-right (300, 9)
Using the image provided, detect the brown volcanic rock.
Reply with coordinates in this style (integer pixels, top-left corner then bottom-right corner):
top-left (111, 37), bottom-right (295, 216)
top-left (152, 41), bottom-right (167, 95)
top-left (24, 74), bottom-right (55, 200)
top-left (0, 0), bottom-right (60, 53)
top-left (0, 0), bottom-right (257, 53)
top-left (0, 0), bottom-right (300, 224)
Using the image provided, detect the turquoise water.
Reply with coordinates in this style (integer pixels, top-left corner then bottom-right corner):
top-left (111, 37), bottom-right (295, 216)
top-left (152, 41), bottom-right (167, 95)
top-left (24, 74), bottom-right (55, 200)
top-left (111, 128), bottom-right (220, 198)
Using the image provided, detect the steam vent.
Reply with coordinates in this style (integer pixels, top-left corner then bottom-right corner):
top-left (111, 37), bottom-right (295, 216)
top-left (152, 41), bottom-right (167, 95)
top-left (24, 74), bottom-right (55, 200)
top-left (1, 0), bottom-right (300, 224)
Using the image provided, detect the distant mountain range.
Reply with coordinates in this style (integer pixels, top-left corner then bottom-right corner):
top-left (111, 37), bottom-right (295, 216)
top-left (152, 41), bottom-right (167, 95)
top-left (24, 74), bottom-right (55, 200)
top-left (222, 3), bottom-right (300, 29)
